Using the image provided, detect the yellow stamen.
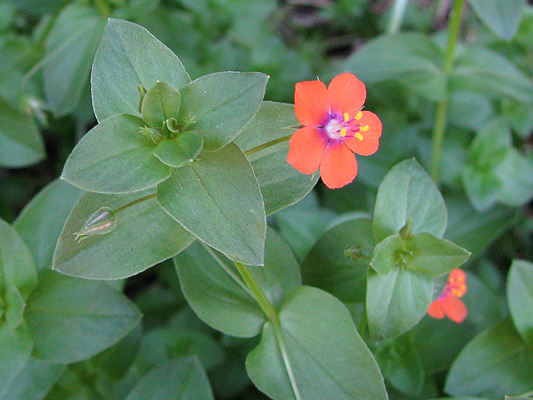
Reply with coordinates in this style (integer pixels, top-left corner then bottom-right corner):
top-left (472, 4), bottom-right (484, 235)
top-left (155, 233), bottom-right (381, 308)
top-left (340, 128), bottom-right (347, 137)
top-left (355, 132), bottom-right (363, 140)
top-left (360, 125), bottom-right (369, 132)
top-left (343, 113), bottom-right (350, 122)
top-left (355, 111), bottom-right (363, 120)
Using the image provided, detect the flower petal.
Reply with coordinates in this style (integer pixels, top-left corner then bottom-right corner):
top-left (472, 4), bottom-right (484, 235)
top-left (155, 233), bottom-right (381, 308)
top-left (328, 73), bottom-right (366, 117)
top-left (442, 295), bottom-right (467, 323)
top-left (344, 111), bottom-right (382, 156)
top-left (448, 268), bottom-right (467, 297)
top-left (295, 80), bottom-right (330, 126)
top-left (319, 142), bottom-right (358, 189)
top-left (427, 299), bottom-right (445, 319)
top-left (287, 126), bottom-right (327, 174)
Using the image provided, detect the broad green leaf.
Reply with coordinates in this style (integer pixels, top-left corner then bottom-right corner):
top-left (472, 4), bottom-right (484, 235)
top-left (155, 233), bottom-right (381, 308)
top-left (507, 260), bottom-right (533, 348)
top-left (370, 234), bottom-right (404, 275)
top-left (25, 270), bottom-right (141, 364)
top-left (158, 142), bottom-right (266, 266)
top-left (467, 0), bottom-right (525, 40)
top-left (61, 114), bottom-right (171, 194)
top-left (367, 267), bottom-right (433, 341)
top-left (14, 180), bottom-right (83, 271)
top-left (452, 46), bottom-right (533, 104)
top-left (246, 286), bottom-right (388, 400)
top-left (0, 97), bottom-right (45, 168)
top-left (178, 72), bottom-right (268, 151)
top-left (339, 33), bottom-right (445, 101)
top-left (0, 323), bottom-right (34, 391)
top-left (141, 81), bottom-right (181, 128)
top-left (235, 101), bottom-right (319, 215)
top-left (53, 189), bottom-right (195, 280)
top-left (0, 357), bottom-right (64, 400)
top-left (152, 133), bottom-right (203, 168)
top-left (43, 4), bottom-right (106, 116)
top-left (125, 357), bottom-right (215, 400)
top-left (174, 229), bottom-right (300, 338)
top-left (445, 318), bottom-right (533, 397)
top-left (461, 166), bottom-right (503, 211)
top-left (300, 217), bottom-right (375, 303)
top-left (373, 158), bottom-right (447, 242)
top-left (494, 148), bottom-right (533, 207)
top-left (91, 18), bottom-right (190, 122)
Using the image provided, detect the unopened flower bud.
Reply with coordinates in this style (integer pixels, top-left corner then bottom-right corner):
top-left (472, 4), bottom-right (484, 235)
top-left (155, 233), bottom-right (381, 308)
top-left (74, 206), bottom-right (116, 243)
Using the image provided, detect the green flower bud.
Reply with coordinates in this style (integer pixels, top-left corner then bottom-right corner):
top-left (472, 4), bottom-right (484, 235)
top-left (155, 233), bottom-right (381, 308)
top-left (74, 206), bottom-right (116, 243)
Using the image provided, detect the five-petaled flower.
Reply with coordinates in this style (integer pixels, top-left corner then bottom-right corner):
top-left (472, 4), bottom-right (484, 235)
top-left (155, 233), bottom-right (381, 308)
top-left (287, 73), bottom-right (382, 189)
top-left (428, 268), bottom-right (467, 323)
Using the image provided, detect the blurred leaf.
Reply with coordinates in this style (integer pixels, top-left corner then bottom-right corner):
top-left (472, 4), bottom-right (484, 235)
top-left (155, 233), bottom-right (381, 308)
top-left (507, 260), bottom-right (533, 348)
top-left (158, 142), bottom-right (266, 266)
top-left (174, 228), bottom-right (300, 338)
top-left (373, 158), bottom-right (447, 242)
top-left (467, 0), bottom-right (526, 40)
top-left (91, 18), bottom-right (190, 122)
top-left (125, 357), bottom-right (214, 400)
top-left (445, 318), bottom-right (533, 397)
top-left (301, 217), bottom-right (375, 303)
top-left (53, 189), bottom-right (195, 280)
top-left (235, 101), bottom-right (319, 215)
top-left (25, 270), bottom-right (141, 364)
top-left (0, 97), bottom-right (45, 168)
top-left (43, 4), bottom-right (106, 116)
top-left (61, 114), bottom-right (171, 194)
top-left (366, 267), bottom-right (433, 341)
top-left (340, 33), bottom-right (446, 101)
top-left (246, 286), bottom-right (388, 400)
top-left (0, 323), bottom-right (34, 392)
top-left (178, 71), bottom-right (268, 151)
top-left (14, 180), bottom-right (83, 271)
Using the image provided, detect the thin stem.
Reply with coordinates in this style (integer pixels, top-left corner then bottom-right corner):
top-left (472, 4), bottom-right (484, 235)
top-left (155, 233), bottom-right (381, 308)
top-left (114, 193), bottom-right (157, 214)
top-left (387, 0), bottom-right (410, 35)
top-left (244, 135), bottom-right (292, 157)
top-left (429, 0), bottom-right (465, 183)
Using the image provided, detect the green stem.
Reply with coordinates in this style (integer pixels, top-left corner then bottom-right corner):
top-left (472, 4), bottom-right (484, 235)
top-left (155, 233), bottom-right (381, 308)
top-left (387, 0), bottom-right (410, 35)
top-left (114, 193), bottom-right (157, 214)
top-left (429, 0), bottom-right (465, 183)
top-left (244, 134), bottom-right (292, 157)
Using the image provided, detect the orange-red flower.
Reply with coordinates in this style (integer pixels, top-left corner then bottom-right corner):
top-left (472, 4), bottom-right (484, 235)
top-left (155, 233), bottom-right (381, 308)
top-left (287, 73), bottom-right (382, 189)
top-left (428, 268), bottom-right (467, 323)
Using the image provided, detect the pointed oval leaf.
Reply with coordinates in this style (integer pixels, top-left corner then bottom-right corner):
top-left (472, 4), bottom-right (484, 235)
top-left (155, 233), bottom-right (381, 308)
top-left (366, 267), bottom-right (433, 341)
top-left (53, 189), bottom-right (195, 280)
top-left (179, 72), bottom-right (268, 151)
top-left (158, 142), bottom-right (266, 266)
top-left (152, 132), bottom-right (203, 168)
top-left (507, 260), bottom-right (533, 348)
top-left (91, 18), bottom-right (190, 122)
top-left (235, 101), bottom-right (319, 215)
top-left (25, 270), bottom-right (141, 364)
top-left (467, 0), bottom-right (525, 40)
top-left (141, 81), bottom-right (181, 128)
top-left (61, 114), bottom-right (171, 194)
top-left (246, 286), bottom-right (388, 400)
top-left (373, 158), bottom-right (447, 242)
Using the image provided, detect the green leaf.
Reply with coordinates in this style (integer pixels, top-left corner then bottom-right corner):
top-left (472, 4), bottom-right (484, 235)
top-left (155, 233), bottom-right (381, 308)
top-left (178, 72), bottom-right (268, 151)
top-left (235, 101), bottom-right (319, 215)
top-left (0, 356), bottom-right (65, 400)
top-left (43, 4), bottom-right (106, 116)
top-left (461, 166), bottom-right (503, 211)
top-left (91, 18), bottom-right (190, 122)
top-left (300, 217), bottom-right (375, 303)
top-left (61, 114), bottom-right (171, 194)
top-left (445, 318), bottom-right (533, 397)
top-left (246, 286), bottom-right (388, 400)
top-left (0, 323), bottom-right (34, 391)
top-left (141, 81), bottom-right (181, 128)
top-left (467, 0), bottom-right (525, 40)
top-left (452, 46), bottom-right (533, 104)
top-left (158, 142), bottom-right (266, 266)
top-left (0, 97), bottom-right (45, 168)
top-left (152, 132), bottom-right (203, 168)
top-left (339, 33), bottom-right (446, 101)
top-left (507, 260), bottom-right (533, 348)
top-left (25, 270), bottom-right (141, 364)
top-left (373, 158), bottom-right (447, 242)
top-left (53, 189), bottom-right (195, 280)
top-left (370, 234), bottom-right (404, 275)
top-left (174, 228), bottom-right (300, 338)
top-left (125, 357), bottom-right (215, 400)
top-left (366, 267), bottom-right (433, 341)
top-left (14, 180), bottom-right (83, 271)
top-left (494, 148), bottom-right (533, 207)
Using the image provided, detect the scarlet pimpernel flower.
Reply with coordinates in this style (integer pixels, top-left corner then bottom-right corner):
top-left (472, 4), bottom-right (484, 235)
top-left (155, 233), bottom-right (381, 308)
top-left (287, 73), bottom-right (382, 189)
top-left (428, 268), bottom-right (467, 323)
